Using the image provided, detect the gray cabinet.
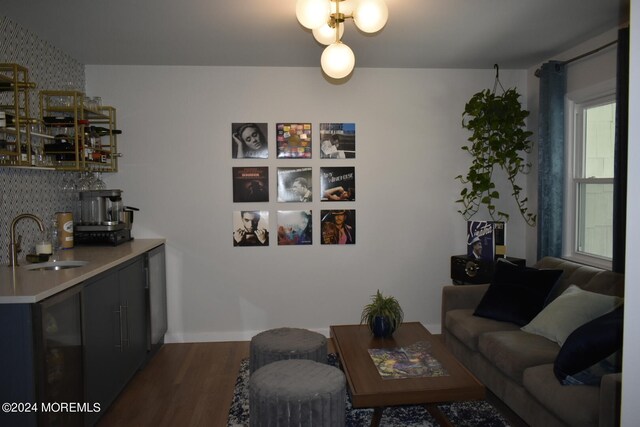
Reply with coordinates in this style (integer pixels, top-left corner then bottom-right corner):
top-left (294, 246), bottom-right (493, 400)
top-left (146, 244), bottom-right (167, 355)
top-left (0, 284), bottom-right (83, 427)
top-left (82, 256), bottom-right (146, 426)
top-left (0, 244), bottom-right (165, 427)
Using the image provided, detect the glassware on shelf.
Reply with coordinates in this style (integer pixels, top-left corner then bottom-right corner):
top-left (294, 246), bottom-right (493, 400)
top-left (77, 172), bottom-right (93, 191)
top-left (91, 172), bottom-right (106, 190)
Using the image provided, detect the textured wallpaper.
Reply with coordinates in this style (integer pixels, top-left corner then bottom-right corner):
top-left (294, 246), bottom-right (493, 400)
top-left (1, 16), bottom-right (85, 265)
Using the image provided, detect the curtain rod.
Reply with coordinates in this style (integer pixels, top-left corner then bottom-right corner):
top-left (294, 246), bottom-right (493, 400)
top-left (534, 39), bottom-right (618, 77)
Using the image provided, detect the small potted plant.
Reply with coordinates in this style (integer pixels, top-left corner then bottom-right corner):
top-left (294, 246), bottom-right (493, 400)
top-left (360, 290), bottom-right (404, 338)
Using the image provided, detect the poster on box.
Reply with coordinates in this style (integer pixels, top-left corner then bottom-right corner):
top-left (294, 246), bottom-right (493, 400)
top-left (277, 210), bottom-right (312, 245)
top-left (232, 166), bottom-right (269, 202)
top-left (277, 167), bottom-right (312, 202)
top-left (276, 123), bottom-right (312, 158)
top-left (320, 167), bottom-right (355, 201)
top-left (466, 220), bottom-right (506, 261)
top-left (319, 123), bottom-right (356, 159)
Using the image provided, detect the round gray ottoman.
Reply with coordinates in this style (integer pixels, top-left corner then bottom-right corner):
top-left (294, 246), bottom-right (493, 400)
top-left (250, 327), bottom-right (327, 374)
top-left (249, 359), bottom-right (346, 427)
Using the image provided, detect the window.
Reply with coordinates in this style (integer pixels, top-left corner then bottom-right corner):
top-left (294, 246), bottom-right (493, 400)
top-left (565, 92), bottom-right (616, 269)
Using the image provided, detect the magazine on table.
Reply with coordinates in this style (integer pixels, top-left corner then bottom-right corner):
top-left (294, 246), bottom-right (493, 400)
top-left (367, 341), bottom-right (448, 379)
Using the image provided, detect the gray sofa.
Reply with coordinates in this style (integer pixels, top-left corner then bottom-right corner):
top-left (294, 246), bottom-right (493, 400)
top-left (441, 257), bottom-right (623, 427)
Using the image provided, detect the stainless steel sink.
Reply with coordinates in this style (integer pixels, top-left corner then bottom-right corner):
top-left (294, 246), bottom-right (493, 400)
top-left (23, 260), bottom-right (88, 271)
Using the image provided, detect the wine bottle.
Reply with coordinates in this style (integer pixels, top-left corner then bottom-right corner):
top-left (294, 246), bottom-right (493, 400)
top-left (0, 112), bottom-right (36, 127)
top-left (90, 126), bottom-right (122, 136)
top-left (0, 81), bottom-right (36, 91)
top-left (0, 111), bottom-right (15, 127)
top-left (43, 116), bottom-right (89, 126)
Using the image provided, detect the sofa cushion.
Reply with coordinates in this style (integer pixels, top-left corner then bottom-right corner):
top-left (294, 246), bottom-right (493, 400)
top-left (522, 285), bottom-right (622, 346)
top-left (535, 257), bottom-right (625, 303)
top-left (523, 364), bottom-right (600, 427)
top-left (473, 260), bottom-right (563, 326)
top-left (445, 309), bottom-right (520, 352)
top-left (554, 305), bottom-right (624, 385)
top-left (478, 330), bottom-right (560, 384)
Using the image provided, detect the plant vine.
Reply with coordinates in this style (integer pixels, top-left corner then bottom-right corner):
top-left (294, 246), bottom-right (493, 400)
top-left (455, 88), bottom-right (537, 226)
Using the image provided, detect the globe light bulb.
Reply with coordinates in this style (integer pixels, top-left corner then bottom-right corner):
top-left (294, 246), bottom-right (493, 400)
top-left (313, 22), bottom-right (344, 45)
top-left (354, 0), bottom-right (388, 33)
top-left (321, 42), bottom-right (355, 79)
top-left (332, 0), bottom-right (355, 16)
top-left (296, 0), bottom-right (331, 30)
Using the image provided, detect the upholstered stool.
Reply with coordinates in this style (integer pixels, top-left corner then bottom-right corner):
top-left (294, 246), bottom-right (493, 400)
top-left (249, 359), bottom-right (346, 427)
top-left (250, 327), bottom-right (327, 374)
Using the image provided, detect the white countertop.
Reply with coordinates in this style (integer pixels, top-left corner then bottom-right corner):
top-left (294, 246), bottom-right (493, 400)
top-left (0, 239), bottom-right (165, 304)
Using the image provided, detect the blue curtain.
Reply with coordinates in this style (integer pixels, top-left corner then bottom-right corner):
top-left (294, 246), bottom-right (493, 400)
top-left (537, 61), bottom-right (566, 259)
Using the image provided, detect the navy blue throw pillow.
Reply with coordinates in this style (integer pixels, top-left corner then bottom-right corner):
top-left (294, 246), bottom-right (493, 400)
top-left (473, 260), bottom-right (563, 326)
top-left (554, 305), bottom-right (624, 385)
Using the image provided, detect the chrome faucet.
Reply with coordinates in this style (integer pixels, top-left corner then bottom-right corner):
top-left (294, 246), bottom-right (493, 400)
top-left (9, 213), bottom-right (45, 267)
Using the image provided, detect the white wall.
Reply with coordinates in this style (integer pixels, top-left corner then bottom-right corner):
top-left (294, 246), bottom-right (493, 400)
top-left (85, 66), bottom-right (528, 341)
top-left (621, 2), bottom-right (639, 425)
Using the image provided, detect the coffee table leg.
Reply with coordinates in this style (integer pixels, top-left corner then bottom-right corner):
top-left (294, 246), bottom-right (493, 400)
top-left (425, 404), bottom-right (454, 427)
top-left (370, 407), bottom-right (384, 427)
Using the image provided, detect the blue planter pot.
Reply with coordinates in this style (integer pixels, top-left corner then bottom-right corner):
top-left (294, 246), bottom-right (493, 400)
top-left (372, 316), bottom-right (394, 338)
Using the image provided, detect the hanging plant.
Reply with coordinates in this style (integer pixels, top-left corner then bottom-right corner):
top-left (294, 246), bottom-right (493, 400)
top-left (455, 87), bottom-right (536, 226)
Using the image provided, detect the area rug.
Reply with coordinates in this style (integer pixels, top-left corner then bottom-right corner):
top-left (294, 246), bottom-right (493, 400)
top-left (227, 354), bottom-right (511, 427)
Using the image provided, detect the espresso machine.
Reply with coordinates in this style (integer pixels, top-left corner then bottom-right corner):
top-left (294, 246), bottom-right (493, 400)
top-left (75, 189), bottom-right (134, 245)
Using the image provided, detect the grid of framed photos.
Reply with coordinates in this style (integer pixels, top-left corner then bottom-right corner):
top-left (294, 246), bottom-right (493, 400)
top-left (231, 122), bottom-right (356, 247)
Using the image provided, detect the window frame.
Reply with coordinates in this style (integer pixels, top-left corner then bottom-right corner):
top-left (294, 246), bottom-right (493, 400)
top-left (564, 81), bottom-right (616, 270)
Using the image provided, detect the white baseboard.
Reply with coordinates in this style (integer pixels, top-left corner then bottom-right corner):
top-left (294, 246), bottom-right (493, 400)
top-left (164, 323), bottom-right (441, 344)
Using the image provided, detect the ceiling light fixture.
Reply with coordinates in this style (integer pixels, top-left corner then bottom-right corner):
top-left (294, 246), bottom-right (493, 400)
top-left (296, 0), bottom-right (388, 79)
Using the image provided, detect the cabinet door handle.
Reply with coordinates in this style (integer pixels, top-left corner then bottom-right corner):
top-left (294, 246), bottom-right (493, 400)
top-left (122, 302), bottom-right (130, 348)
top-left (114, 306), bottom-right (124, 352)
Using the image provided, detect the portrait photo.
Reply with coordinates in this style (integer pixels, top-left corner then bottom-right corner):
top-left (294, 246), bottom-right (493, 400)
top-left (232, 122), bottom-right (268, 159)
top-left (233, 210), bottom-right (269, 247)
top-left (277, 167), bottom-right (312, 202)
top-left (320, 209), bottom-right (355, 245)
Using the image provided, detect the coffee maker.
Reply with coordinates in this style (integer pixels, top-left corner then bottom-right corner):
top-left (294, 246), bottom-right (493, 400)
top-left (75, 189), bottom-right (133, 245)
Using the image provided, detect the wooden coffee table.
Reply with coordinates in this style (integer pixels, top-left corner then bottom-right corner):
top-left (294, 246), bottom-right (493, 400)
top-left (330, 322), bottom-right (485, 427)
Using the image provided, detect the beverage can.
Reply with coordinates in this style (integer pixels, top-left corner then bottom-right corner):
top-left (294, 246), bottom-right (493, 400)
top-left (56, 212), bottom-right (74, 248)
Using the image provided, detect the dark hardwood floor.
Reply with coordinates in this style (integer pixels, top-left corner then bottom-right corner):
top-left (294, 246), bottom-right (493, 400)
top-left (97, 340), bottom-right (528, 427)
top-left (97, 341), bottom-right (251, 427)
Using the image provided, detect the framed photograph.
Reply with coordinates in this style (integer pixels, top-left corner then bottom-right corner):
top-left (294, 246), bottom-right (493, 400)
top-left (232, 166), bottom-right (269, 202)
top-left (320, 123), bottom-right (356, 159)
top-left (232, 123), bottom-right (268, 159)
top-left (276, 123), bottom-right (312, 158)
top-left (233, 210), bottom-right (269, 247)
top-left (277, 210), bottom-right (312, 245)
top-left (277, 167), bottom-right (312, 202)
top-left (321, 209), bottom-right (355, 245)
top-left (320, 166), bottom-right (355, 201)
